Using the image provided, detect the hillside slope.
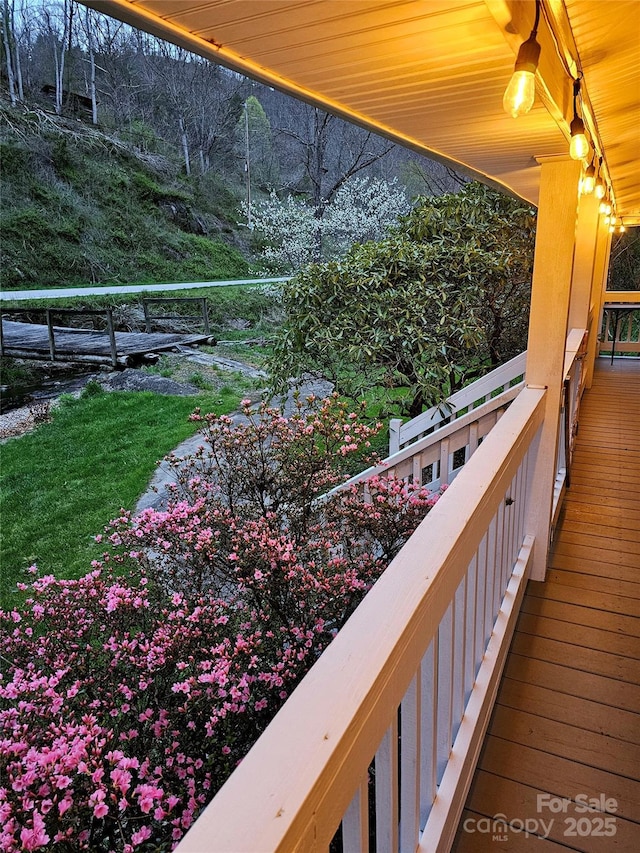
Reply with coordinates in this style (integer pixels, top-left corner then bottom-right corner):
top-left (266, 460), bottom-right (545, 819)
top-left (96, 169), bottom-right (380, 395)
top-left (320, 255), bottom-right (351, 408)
top-left (0, 99), bottom-right (251, 290)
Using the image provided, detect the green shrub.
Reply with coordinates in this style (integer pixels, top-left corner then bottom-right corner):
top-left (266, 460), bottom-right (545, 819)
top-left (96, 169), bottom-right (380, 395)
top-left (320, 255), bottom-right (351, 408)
top-left (80, 379), bottom-right (105, 398)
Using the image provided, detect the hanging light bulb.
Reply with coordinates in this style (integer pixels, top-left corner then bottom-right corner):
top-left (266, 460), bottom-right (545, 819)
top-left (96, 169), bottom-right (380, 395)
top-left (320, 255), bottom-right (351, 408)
top-left (619, 223), bottom-right (626, 234)
top-left (609, 224), bottom-right (615, 234)
top-left (582, 159), bottom-right (596, 194)
top-left (569, 79), bottom-right (589, 160)
top-left (503, 0), bottom-right (541, 117)
top-left (570, 117), bottom-right (589, 160)
top-left (600, 201), bottom-right (612, 216)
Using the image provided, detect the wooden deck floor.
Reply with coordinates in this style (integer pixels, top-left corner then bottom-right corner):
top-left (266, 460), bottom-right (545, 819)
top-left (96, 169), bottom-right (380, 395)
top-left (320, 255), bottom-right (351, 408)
top-left (452, 359), bottom-right (640, 852)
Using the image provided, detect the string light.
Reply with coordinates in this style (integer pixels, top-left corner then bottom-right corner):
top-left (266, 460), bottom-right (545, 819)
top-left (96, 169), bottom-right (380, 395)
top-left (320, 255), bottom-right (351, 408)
top-left (503, 0), bottom-right (541, 117)
top-left (582, 158), bottom-right (596, 194)
top-left (569, 79), bottom-right (589, 160)
top-left (599, 201), bottom-right (612, 216)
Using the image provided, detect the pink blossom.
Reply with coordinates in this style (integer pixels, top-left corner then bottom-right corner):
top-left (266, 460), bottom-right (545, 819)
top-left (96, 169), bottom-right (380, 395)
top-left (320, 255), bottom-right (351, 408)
top-left (93, 802), bottom-right (109, 819)
top-left (19, 810), bottom-right (49, 851)
top-left (131, 825), bottom-right (151, 845)
top-left (0, 396), bottom-right (442, 853)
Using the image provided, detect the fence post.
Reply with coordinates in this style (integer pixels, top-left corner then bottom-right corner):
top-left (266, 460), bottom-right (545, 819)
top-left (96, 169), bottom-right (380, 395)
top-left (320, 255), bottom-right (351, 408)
top-left (200, 298), bottom-right (211, 335)
top-left (46, 309), bottom-right (56, 361)
top-left (142, 300), bottom-right (152, 333)
top-left (106, 309), bottom-right (118, 368)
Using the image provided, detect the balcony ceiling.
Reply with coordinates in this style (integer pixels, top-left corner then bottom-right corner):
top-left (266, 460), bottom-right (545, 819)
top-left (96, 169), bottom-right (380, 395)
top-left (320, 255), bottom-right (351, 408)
top-left (88, 0), bottom-right (640, 224)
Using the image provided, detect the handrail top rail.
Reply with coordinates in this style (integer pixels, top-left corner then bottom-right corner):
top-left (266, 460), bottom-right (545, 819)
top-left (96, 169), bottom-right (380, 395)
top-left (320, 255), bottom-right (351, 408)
top-left (325, 381), bottom-right (524, 498)
top-left (393, 351), bottom-right (527, 447)
top-left (563, 327), bottom-right (588, 379)
top-left (603, 291), bottom-right (640, 305)
top-left (174, 386), bottom-right (546, 853)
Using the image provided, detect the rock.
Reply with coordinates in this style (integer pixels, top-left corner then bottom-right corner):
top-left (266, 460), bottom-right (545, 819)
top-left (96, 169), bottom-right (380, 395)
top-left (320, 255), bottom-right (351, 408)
top-left (102, 369), bottom-right (200, 396)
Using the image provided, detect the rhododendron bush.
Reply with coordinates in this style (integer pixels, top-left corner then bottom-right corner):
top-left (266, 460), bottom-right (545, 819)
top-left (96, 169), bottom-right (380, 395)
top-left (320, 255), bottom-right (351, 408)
top-left (1, 396), bottom-right (442, 851)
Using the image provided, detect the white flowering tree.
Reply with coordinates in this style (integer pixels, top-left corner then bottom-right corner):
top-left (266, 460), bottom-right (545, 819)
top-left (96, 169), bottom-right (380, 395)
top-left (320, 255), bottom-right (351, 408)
top-left (247, 176), bottom-right (410, 273)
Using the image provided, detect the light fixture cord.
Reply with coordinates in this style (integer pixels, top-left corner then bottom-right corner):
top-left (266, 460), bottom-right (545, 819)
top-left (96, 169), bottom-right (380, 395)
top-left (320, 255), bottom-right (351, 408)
top-left (573, 77), bottom-right (581, 119)
top-left (530, 0), bottom-right (541, 38)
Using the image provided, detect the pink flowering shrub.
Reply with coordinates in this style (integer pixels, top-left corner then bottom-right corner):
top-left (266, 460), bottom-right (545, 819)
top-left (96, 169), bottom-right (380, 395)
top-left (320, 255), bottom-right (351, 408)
top-left (1, 396), bottom-right (442, 851)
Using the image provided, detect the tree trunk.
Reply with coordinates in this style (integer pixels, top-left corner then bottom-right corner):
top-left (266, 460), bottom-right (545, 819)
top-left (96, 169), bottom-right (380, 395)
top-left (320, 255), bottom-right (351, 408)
top-left (408, 389), bottom-right (425, 419)
top-left (14, 12), bottom-right (22, 101)
top-left (488, 313), bottom-right (503, 367)
top-left (179, 115), bottom-right (191, 176)
top-left (85, 9), bottom-right (98, 125)
top-left (2, 0), bottom-right (18, 106)
top-left (54, 49), bottom-right (63, 114)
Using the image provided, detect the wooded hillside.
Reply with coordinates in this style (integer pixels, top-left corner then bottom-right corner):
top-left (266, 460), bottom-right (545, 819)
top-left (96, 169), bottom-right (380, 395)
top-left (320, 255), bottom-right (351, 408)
top-left (0, 0), bottom-right (463, 290)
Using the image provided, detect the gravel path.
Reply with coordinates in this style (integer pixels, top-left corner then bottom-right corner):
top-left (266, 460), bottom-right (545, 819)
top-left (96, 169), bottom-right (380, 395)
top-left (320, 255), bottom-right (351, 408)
top-left (0, 397), bottom-right (71, 441)
top-left (0, 403), bottom-right (41, 440)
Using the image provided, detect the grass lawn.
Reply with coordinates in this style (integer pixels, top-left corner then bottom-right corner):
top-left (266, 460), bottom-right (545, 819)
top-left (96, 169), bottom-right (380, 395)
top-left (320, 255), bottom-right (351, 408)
top-left (0, 387), bottom-right (241, 608)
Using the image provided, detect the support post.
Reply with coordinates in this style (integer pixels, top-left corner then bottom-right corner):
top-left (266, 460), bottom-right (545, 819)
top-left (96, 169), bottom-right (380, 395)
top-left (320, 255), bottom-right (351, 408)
top-left (524, 157), bottom-right (582, 581)
top-left (584, 218), bottom-right (612, 388)
top-left (143, 300), bottom-right (152, 333)
top-left (569, 191), bottom-right (599, 330)
top-left (389, 418), bottom-right (402, 455)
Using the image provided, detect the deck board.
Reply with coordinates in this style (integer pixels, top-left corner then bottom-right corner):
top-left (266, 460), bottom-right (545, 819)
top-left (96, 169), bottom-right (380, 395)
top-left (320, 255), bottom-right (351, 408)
top-left (451, 359), bottom-right (640, 852)
top-left (516, 611), bottom-right (640, 658)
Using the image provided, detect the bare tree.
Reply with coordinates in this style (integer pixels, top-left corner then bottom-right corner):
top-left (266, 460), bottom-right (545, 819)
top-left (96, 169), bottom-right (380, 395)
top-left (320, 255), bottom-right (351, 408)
top-left (141, 43), bottom-right (198, 174)
top-left (398, 157), bottom-right (467, 197)
top-left (37, 0), bottom-right (73, 115)
top-left (276, 104), bottom-right (394, 212)
top-left (187, 61), bottom-right (245, 175)
top-left (78, 5), bottom-right (98, 124)
top-left (2, 0), bottom-right (20, 104)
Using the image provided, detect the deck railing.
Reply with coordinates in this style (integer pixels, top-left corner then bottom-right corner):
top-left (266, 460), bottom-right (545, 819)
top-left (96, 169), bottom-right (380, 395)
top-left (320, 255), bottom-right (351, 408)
top-left (325, 356), bottom-right (527, 503)
top-left (174, 386), bottom-right (546, 853)
top-left (328, 382), bottom-right (523, 502)
top-left (388, 352), bottom-right (527, 454)
top-left (172, 328), bottom-right (594, 853)
top-left (599, 292), bottom-right (640, 359)
top-left (553, 328), bottom-right (588, 524)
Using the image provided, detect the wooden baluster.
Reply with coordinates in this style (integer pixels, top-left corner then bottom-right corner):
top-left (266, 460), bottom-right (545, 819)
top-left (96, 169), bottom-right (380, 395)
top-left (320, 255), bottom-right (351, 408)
top-left (342, 775), bottom-right (369, 853)
top-left (400, 672), bottom-right (421, 851)
top-left (375, 717), bottom-right (399, 853)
